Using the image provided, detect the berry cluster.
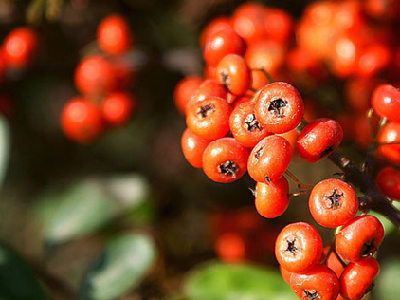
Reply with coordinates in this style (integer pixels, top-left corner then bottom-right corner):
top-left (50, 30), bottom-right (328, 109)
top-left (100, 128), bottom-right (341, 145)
top-left (62, 14), bottom-right (136, 143)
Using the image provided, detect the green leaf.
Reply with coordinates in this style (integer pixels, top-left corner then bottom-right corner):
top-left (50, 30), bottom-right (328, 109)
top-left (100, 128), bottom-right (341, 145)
top-left (79, 234), bottom-right (155, 300)
top-left (375, 258), bottom-right (400, 300)
top-left (0, 115), bottom-right (9, 188)
top-left (185, 262), bottom-right (296, 300)
top-left (0, 242), bottom-right (47, 299)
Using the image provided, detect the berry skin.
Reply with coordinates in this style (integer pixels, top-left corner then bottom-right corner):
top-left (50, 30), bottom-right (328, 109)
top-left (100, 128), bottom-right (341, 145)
top-left (325, 252), bottom-right (345, 278)
top-left (377, 122), bottom-right (400, 165)
top-left (255, 177), bottom-right (289, 218)
top-left (375, 166), bottom-right (400, 200)
top-left (215, 232), bottom-right (246, 263)
top-left (336, 215), bottom-right (384, 262)
top-left (254, 82), bottom-right (304, 134)
top-left (199, 16), bottom-right (232, 48)
top-left (309, 179), bottom-right (358, 228)
top-left (229, 102), bottom-right (270, 147)
top-left (297, 119), bottom-right (343, 163)
top-left (62, 98), bottom-right (103, 143)
top-left (202, 138), bottom-right (249, 183)
top-left (280, 266), bottom-right (293, 284)
top-left (3, 27), bottom-right (39, 67)
top-left (339, 257), bottom-right (379, 300)
top-left (231, 2), bottom-right (266, 44)
top-left (289, 264), bottom-right (339, 300)
top-left (97, 14), bottom-right (133, 55)
top-left (174, 76), bottom-right (203, 114)
top-left (203, 27), bottom-right (246, 67)
top-left (247, 135), bottom-right (293, 183)
top-left (372, 84), bottom-right (400, 122)
top-left (275, 222), bottom-right (322, 272)
top-left (100, 92), bottom-right (134, 125)
top-left (181, 128), bottom-right (210, 168)
top-left (263, 8), bottom-right (294, 43)
top-left (216, 54), bottom-right (251, 100)
top-left (74, 55), bottom-right (117, 95)
top-left (186, 96), bottom-right (231, 140)
top-left (189, 79), bottom-right (227, 106)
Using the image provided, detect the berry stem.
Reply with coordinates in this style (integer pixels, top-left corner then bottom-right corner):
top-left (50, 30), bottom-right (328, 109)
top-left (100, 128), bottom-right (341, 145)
top-left (254, 68), bottom-right (274, 83)
top-left (285, 169), bottom-right (313, 190)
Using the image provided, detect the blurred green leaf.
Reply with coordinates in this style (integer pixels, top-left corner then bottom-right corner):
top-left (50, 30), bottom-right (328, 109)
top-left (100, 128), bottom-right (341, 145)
top-left (79, 233), bottom-right (155, 300)
top-left (0, 243), bottom-right (47, 299)
top-left (185, 262), bottom-right (296, 300)
top-left (375, 258), bottom-right (400, 300)
top-left (0, 115), bottom-right (9, 188)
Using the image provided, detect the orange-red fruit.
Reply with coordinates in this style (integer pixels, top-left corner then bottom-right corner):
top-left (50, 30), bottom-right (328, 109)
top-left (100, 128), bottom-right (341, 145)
top-left (215, 232), bottom-right (245, 263)
top-left (97, 14), bottom-right (133, 55)
top-left (100, 91), bottom-right (134, 125)
top-left (377, 122), bottom-right (400, 165)
top-left (372, 84), bottom-right (400, 123)
top-left (62, 98), bottom-right (103, 143)
top-left (189, 79), bottom-right (227, 106)
top-left (326, 252), bottom-right (345, 278)
top-left (264, 8), bottom-right (294, 43)
top-left (255, 177), bottom-right (289, 218)
top-left (174, 76), bottom-right (202, 114)
top-left (275, 222), bottom-right (322, 272)
top-left (375, 166), bottom-right (400, 200)
top-left (202, 138), bottom-right (249, 183)
top-left (309, 179), bottom-right (358, 228)
top-left (245, 40), bottom-right (285, 76)
top-left (181, 128), bottom-right (210, 168)
top-left (3, 27), bottom-right (39, 67)
top-left (231, 2), bottom-right (266, 44)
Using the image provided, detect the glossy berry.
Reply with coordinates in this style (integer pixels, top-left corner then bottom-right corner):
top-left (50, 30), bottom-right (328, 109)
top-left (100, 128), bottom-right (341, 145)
top-left (339, 257), bottom-right (379, 300)
top-left (97, 14), bottom-right (133, 55)
top-left (3, 27), bottom-right (38, 67)
top-left (254, 82), bottom-right (304, 134)
top-left (297, 119), bottom-right (343, 163)
top-left (199, 16), bottom-right (232, 48)
top-left (229, 102), bottom-right (269, 147)
top-left (255, 177), bottom-right (289, 218)
top-left (247, 135), bottom-right (292, 183)
top-left (325, 252), bottom-right (345, 278)
top-left (289, 264), bottom-right (339, 300)
top-left (280, 266), bottom-right (293, 284)
top-left (275, 222), bottom-right (322, 272)
top-left (174, 76), bottom-right (203, 114)
top-left (216, 54), bottom-right (251, 100)
top-left (189, 79), bottom-right (227, 106)
top-left (377, 122), bottom-right (400, 165)
top-left (62, 98), bottom-right (103, 143)
top-left (309, 179), bottom-right (358, 228)
top-left (372, 84), bottom-right (400, 122)
top-left (231, 2), bottom-right (266, 44)
top-left (186, 96), bottom-right (231, 140)
top-left (100, 91), bottom-right (134, 125)
top-left (375, 166), bottom-right (400, 200)
top-left (181, 128), bottom-right (210, 168)
top-left (336, 215), bottom-right (384, 262)
top-left (202, 138), bottom-right (249, 183)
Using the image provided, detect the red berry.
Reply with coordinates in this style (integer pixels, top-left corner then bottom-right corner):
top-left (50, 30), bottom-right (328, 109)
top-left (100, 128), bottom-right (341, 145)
top-left (358, 45), bottom-right (390, 77)
top-left (326, 252), bottom-right (345, 278)
top-left (336, 215), bottom-right (384, 262)
top-left (309, 178), bottom-right (358, 228)
top-left (174, 76), bottom-right (203, 114)
top-left (254, 82), bottom-right (304, 134)
top-left (263, 8), bottom-right (294, 43)
top-left (3, 27), bottom-right (39, 67)
top-left (375, 166), bottom-right (400, 200)
top-left (62, 98), bottom-right (103, 143)
top-left (275, 222), bottom-right (322, 272)
top-left (297, 118), bottom-right (343, 162)
top-left (97, 14), bottom-right (133, 55)
top-left (181, 128), bottom-right (210, 168)
top-left (339, 257), bottom-right (379, 300)
top-left (377, 122), bottom-right (400, 165)
top-left (247, 135), bottom-right (293, 183)
top-left (255, 177), bottom-right (289, 218)
top-left (199, 16), bottom-right (232, 48)
top-left (280, 266), bottom-right (293, 284)
top-left (372, 84), bottom-right (400, 122)
top-left (189, 79), bottom-right (227, 106)
top-left (231, 2), bottom-right (266, 44)
top-left (202, 138), bottom-right (249, 183)
top-left (100, 91), bottom-right (134, 125)
top-left (215, 232), bottom-right (245, 263)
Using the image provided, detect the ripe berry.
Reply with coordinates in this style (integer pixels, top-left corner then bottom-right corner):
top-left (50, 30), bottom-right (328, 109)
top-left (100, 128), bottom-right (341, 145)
top-left (97, 14), bottom-right (133, 55)
top-left (181, 128), bottom-right (210, 168)
top-left (281, 266), bottom-right (293, 284)
top-left (325, 252), bottom-right (345, 278)
top-left (247, 135), bottom-right (293, 183)
top-left (377, 122), bottom-right (400, 165)
top-left (229, 102), bottom-right (269, 147)
top-left (372, 84), bottom-right (400, 122)
top-left (254, 82), bottom-right (304, 134)
top-left (275, 222), bottom-right (322, 272)
top-left (215, 232), bottom-right (245, 263)
top-left (100, 91), bottom-right (134, 125)
top-left (174, 76), bottom-right (202, 114)
top-left (264, 8), bottom-right (294, 43)
top-left (202, 138), bottom-right (249, 183)
top-left (62, 98), bottom-right (103, 143)
top-left (3, 27), bottom-right (38, 67)
top-left (375, 166), bottom-right (400, 200)
top-left (186, 96), bottom-right (231, 140)
top-left (297, 118), bottom-right (343, 163)
top-left (336, 215), bottom-right (384, 262)
top-left (339, 257), bottom-right (379, 300)
top-left (289, 264), bottom-right (339, 300)
top-left (231, 2), bottom-right (266, 44)
top-left (199, 16), bottom-right (232, 48)
top-left (358, 45), bottom-right (390, 77)
top-left (309, 178), bottom-right (358, 228)
top-left (189, 79), bottom-right (227, 106)
top-left (255, 177), bottom-right (289, 218)
top-left (216, 54), bottom-right (251, 101)
top-left (74, 55), bottom-right (117, 95)
top-left (203, 27), bottom-right (245, 67)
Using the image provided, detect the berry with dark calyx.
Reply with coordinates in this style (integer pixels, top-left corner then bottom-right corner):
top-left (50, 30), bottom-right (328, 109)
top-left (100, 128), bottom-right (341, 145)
top-left (254, 82), bottom-right (304, 134)
top-left (202, 138), bottom-right (249, 183)
top-left (297, 118), bottom-right (343, 163)
top-left (247, 135), bottom-right (292, 183)
top-left (275, 222), bottom-right (322, 272)
top-left (255, 177), bottom-right (289, 218)
top-left (336, 215), bottom-right (384, 262)
top-left (100, 91), bottom-right (135, 125)
top-left (372, 83), bottom-right (400, 122)
top-left (181, 128), bottom-right (210, 168)
top-left (309, 179), bottom-right (358, 228)
top-left (375, 166), bottom-right (400, 200)
top-left (174, 76), bottom-right (203, 114)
